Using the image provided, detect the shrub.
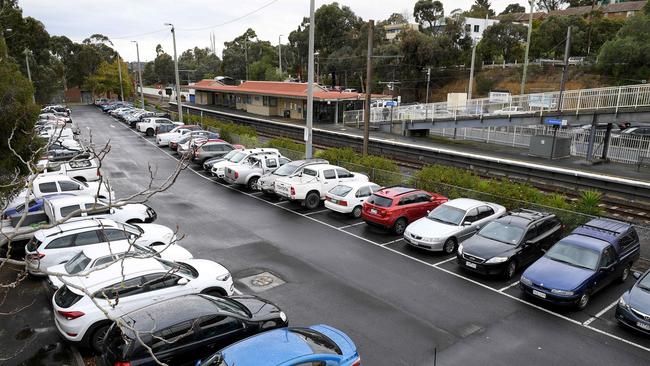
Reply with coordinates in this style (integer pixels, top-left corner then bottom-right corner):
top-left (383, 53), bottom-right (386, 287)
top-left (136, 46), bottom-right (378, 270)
top-left (574, 190), bottom-right (603, 216)
top-left (266, 137), bottom-right (304, 152)
top-left (315, 147), bottom-right (358, 164)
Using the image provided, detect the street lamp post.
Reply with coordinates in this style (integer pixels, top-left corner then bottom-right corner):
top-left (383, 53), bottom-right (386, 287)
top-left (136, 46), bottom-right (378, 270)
top-left (305, 0), bottom-right (315, 158)
top-left (132, 41), bottom-right (145, 109)
top-left (1, 28), bottom-right (11, 59)
top-left (278, 35), bottom-right (283, 76)
top-left (117, 55), bottom-right (124, 101)
top-left (165, 23), bottom-right (183, 123)
top-left (23, 48), bottom-right (35, 103)
top-left (468, 38), bottom-right (478, 100)
top-left (520, 0), bottom-right (534, 95)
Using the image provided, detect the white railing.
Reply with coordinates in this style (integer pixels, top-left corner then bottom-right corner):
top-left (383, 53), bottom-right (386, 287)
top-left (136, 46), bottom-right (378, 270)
top-left (429, 126), bottom-right (650, 164)
top-left (343, 83), bottom-right (650, 125)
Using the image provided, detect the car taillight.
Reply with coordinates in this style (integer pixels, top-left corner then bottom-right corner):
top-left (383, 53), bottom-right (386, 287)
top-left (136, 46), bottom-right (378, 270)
top-left (234, 171), bottom-right (239, 179)
top-left (339, 200), bottom-right (348, 206)
top-left (114, 362), bottom-right (131, 366)
top-left (350, 357), bottom-right (361, 366)
top-left (58, 310), bottom-right (85, 320)
top-left (26, 252), bottom-right (45, 260)
top-left (379, 209), bottom-right (387, 217)
top-left (290, 186), bottom-right (295, 195)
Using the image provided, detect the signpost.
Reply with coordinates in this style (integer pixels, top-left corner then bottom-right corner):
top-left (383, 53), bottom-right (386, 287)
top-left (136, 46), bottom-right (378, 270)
top-left (544, 118), bottom-right (567, 159)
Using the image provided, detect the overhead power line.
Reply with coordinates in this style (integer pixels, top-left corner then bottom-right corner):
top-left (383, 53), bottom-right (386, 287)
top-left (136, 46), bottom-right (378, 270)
top-left (178, 0), bottom-right (280, 32)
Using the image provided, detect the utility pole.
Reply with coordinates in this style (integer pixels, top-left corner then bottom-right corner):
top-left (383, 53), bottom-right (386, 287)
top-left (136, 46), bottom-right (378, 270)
top-left (520, 0), bottom-right (534, 95)
top-left (362, 19), bottom-right (374, 157)
top-left (468, 40), bottom-right (478, 100)
top-left (278, 35), bottom-right (283, 76)
top-left (165, 23), bottom-right (183, 123)
top-left (24, 48), bottom-right (35, 103)
top-left (424, 67), bottom-right (431, 120)
top-left (305, 0), bottom-right (315, 158)
top-left (558, 26), bottom-right (572, 111)
top-left (117, 55), bottom-right (124, 101)
top-left (132, 41), bottom-right (145, 109)
top-left (244, 38), bottom-right (249, 80)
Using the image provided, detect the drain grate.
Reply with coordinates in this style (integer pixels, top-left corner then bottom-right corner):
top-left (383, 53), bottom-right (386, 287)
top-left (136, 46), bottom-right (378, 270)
top-left (239, 271), bottom-right (285, 293)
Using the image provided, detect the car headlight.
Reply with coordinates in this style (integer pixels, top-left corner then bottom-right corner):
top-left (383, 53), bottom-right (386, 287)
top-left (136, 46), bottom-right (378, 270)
top-left (520, 276), bottom-right (532, 286)
top-left (550, 289), bottom-right (574, 296)
top-left (486, 256), bottom-right (508, 264)
top-left (457, 243), bottom-right (464, 255)
top-left (279, 311), bottom-right (287, 323)
top-left (217, 273), bottom-right (231, 282)
top-left (619, 296), bottom-right (630, 310)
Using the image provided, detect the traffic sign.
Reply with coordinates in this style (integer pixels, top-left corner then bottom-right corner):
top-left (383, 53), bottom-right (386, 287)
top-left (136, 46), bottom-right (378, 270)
top-left (544, 118), bottom-right (567, 126)
top-left (385, 101), bottom-right (397, 107)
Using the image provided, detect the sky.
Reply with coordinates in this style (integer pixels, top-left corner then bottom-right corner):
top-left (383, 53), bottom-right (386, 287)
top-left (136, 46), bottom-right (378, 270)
top-left (19, 0), bottom-right (530, 62)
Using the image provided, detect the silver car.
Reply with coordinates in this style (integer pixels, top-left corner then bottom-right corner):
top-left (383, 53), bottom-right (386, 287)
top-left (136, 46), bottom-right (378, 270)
top-left (403, 198), bottom-right (506, 254)
top-left (258, 158), bottom-right (328, 195)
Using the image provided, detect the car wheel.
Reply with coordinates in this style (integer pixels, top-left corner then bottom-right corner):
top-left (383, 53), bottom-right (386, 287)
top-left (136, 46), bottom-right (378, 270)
top-left (146, 128), bottom-right (154, 136)
top-left (504, 260), bottom-right (517, 280)
top-left (90, 323), bottom-right (110, 353)
top-left (620, 264), bottom-right (631, 283)
top-left (442, 238), bottom-right (457, 255)
top-left (304, 192), bottom-right (320, 210)
top-left (577, 293), bottom-right (590, 310)
top-left (393, 218), bottom-right (407, 235)
top-left (351, 205), bottom-right (362, 218)
top-left (247, 177), bottom-right (259, 191)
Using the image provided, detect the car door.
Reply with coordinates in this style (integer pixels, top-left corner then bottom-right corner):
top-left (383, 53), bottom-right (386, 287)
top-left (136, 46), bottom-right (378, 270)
top-left (95, 276), bottom-right (149, 317)
top-left (42, 234), bottom-right (77, 266)
top-left (413, 193), bottom-right (433, 217)
top-left (397, 193), bottom-right (418, 222)
top-left (355, 185), bottom-right (373, 207)
top-left (594, 246), bottom-right (617, 292)
top-left (149, 320), bottom-right (201, 366)
top-left (335, 168), bottom-right (355, 183)
top-left (535, 218), bottom-right (563, 251)
top-left (518, 224), bottom-right (540, 265)
top-left (458, 208), bottom-right (480, 241)
top-left (192, 315), bottom-right (246, 358)
top-left (141, 272), bottom-right (188, 304)
top-left (264, 157), bottom-right (279, 174)
top-left (84, 203), bottom-right (112, 220)
top-left (57, 180), bottom-right (82, 194)
top-left (321, 169), bottom-right (337, 193)
top-left (37, 181), bottom-right (58, 196)
top-left (474, 205), bottom-right (496, 228)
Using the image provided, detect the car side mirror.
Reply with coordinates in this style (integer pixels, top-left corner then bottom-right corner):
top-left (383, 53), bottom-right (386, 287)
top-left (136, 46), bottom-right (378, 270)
top-left (633, 271), bottom-right (642, 279)
top-left (177, 278), bottom-right (189, 286)
top-left (463, 221), bottom-right (472, 226)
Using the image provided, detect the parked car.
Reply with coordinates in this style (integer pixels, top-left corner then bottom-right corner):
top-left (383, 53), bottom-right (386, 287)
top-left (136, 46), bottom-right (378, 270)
top-left (52, 257), bottom-right (234, 351)
top-left (224, 153), bottom-right (290, 190)
top-left (24, 218), bottom-right (176, 275)
top-left (274, 164), bottom-right (369, 210)
top-left (155, 125), bottom-right (201, 147)
top-left (403, 198), bottom-right (506, 253)
top-left (1, 193), bottom-right (74, 220)
top-left (102, 294), bottom-right (288, 366)
top-left (520, 218), bottom-right (640, 309)
top-left (258, 158), bottom-right (328, 196)
top-left (200, 325), bottom-right (361, 366)
top-left (616, 269), bottom-right (650, 335)
top-left (457, 210), bottom-right (564, 279)
top-left (136, 117), bottom-right (182, 136)
top-left (39, 157), bottom-right (100, 182)
top-left (175, 132), bottom-right (220, 156)
top-left (203, 150), bottom-right (242, 172)
top-left (169, 130), bottom-right (212, 151)
top-left (491, 106), bottom-right (528, 115)
top-left (47, 240), bottom-right (193, 289)
top-left (9, 174), bottom-right (114, 207)
top-left (325, 182), bottom-right (382, 218)
top-left (192, 141), bottom-right (236, 165)
top-left (362, 186), bottom-right (448, 235)
top-left (211, 148), bottom-right (280, 179)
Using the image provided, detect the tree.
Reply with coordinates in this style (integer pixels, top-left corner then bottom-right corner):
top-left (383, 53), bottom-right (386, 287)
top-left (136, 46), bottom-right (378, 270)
top-left (598, 12), bottom-right (650, 80)
top-left (530, 15), bottom-right (589, 58)
top-left (413, 0), bottom-right (445, 29)
top-left (84, 59), bottom-right (133, 98)
top-left (385, 13), bottom-right (408, 25)
top-left (179, 47), bottom-right (222, 81)
top-left (465, 0), bottom-right (496, 18)
top-left (537, 0), bottom-right (568, 12)
top-left (477, 18), bottom-right (527, 62)
top-left (500, 3), bottom-right (526, 15)
top-left (153, 52), bottom-right (175, 85)
top-left (568, 0), bottom-right (593, 7)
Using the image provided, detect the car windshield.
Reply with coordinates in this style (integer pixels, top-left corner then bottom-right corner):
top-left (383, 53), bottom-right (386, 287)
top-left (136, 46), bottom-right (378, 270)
top-left (64, 252), bottom-right (91, 274)
top-left (222, 150), bottom-right (238, 160)
top-left (229, 152), bottom-right (247, 163)
top-left (157, 259), bottom-right (198, 278)
top-left (273, 162), bottom-right (300, 176)
top-left (366, 194), bottom-right (392, 207)
top-left (329, 185), bottom-right (353, 197)
top-left (427, 205), bottom-right (465, 225)
top-left (478, 221), bottom-right (524, 245)
top-left (72, 178), bottom-right (89, 187)
top-left (118, 222), bottom-right (143, 236)
top-left (545, 241), bottom-right (600, 271)
top-left (206, 296), bottom-right (251, 318)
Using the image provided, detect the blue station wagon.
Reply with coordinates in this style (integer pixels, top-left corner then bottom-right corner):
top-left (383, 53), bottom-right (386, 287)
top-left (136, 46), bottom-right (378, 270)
top-left (520, 218), bottom-right (640, 309)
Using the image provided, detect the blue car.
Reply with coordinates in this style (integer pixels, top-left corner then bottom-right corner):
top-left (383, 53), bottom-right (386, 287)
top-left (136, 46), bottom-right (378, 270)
top-left (520, 218), bottom-right (639, 309)
top-left (199, 325), bottom-right (361, 366)
top-left (616, 269), bottom-right (650, 335)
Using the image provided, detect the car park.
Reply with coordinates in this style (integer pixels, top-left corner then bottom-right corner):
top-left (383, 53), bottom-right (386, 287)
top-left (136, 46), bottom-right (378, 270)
top-left (200, 324), bottom-right (360, 366)
top-left (274, 164), bottom-right (369, 210)
top-left (258, 158), bottom-right (328, 195)
top-left (403, 198), bottom-right (506, 253)
top-left (102, 294), bottom-right (288, 366)
top-left (616, 269), bottom-right (650, 335)
top-left (192, 141), bottom-right (236, 165)
top-left (325, 181), bottom-right (382, 218)
top-left (52, 257), bottom-right (234, 351)
top-left (457, 210), bottom-right (564, 279)
top-left (224, 153), bottom-right (290, 189)
top-left (362, 186), bottom-right (448, 235)
top-left (24, 218), bottom-right (177, 275)
top-left (520, 218), bottom-right (640, 309)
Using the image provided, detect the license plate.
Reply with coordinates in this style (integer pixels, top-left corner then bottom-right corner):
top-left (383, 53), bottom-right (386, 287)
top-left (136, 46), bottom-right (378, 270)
top-left (370, 208), bottom-right (377, 214)
top-left (465, 261), bottom-right (477, 269)
top-left (532, 289), bottom-right (546, 299)
top-left (331, 198), bottom-right (338, 204)
top-left (637, 322), bottom-right (650, 331)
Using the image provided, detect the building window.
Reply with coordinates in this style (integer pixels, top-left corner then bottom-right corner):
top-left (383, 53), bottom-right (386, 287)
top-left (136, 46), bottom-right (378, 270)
top-left (245, 95), bottom-right (251, 104)
top-left (263, 96), bottom-right (268, 106)
top-left (465, 24), bottom-right (471, 32)
top-left (269, 97), bottom-right (278, 107)
top-left (474, 25), bottom-right (480, 33)
top-left (255, 96), bottom-right (260, 101)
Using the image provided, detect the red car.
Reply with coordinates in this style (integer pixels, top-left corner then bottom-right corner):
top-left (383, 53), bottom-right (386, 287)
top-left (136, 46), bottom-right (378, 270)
top-left (362, 187), bottom-right (448, 234)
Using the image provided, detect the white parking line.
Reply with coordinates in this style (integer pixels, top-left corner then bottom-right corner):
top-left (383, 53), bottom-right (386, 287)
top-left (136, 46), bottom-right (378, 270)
top-left (119, 117), bottom-right (650, 355)
top-left (433, 256), bottom-right (457, 266)
top-left (498, 280), bottom-right (520, 292)
top-left (274, 200), bottom-right (291, 205)
top-left (338, 222), bottom-right (366, 229)
top-left (380, 238), bottom-right (403, 247)
top-left (583, 299), bottom-right (620, 326)
top-left (249, 191), bottom-right (264, 196)
top-left (304, 209), bottom-right (331, 216)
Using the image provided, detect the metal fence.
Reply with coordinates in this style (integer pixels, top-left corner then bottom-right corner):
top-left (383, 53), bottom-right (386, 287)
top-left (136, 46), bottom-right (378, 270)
top-left (429, 126), bottom-right (650, 164)
top-left (343, 83), bottom-right (650, 125)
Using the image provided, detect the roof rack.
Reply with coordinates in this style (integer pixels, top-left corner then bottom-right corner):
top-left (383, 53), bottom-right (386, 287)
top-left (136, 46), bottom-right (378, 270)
top-left (580, 222), bottom-right (626, 236)
top-left (509, 208), bottom-right (551, 218)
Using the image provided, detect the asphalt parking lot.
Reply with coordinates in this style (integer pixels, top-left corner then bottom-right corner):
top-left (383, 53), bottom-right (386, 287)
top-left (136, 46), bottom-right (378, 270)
top-left (44, 105), bottom-right (650, 365)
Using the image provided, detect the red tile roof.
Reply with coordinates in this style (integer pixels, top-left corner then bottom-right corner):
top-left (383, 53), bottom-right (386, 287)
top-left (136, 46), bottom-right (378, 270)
top-left (502, 1), bottom-right (646, 21)
top-left (193, 80), bottom-right (379, 101)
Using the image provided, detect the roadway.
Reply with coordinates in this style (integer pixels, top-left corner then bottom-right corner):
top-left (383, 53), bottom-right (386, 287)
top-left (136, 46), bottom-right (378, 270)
top-left (75, 105), bottom-right (650, 365)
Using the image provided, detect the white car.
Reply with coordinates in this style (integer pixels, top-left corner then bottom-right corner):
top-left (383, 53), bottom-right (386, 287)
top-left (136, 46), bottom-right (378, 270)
top-left (41, 195), bottom-right (156, 224)
top-left (403, 198), bottom-right (506, 254)
top-left (24, 218), bottom-right (176, 275)
top-left (491, 106), bottom-right (528, 115)
top-left (39, 157), bottom-right (101, 182)
top-left (211, 148), bottom-right (280, 179)
top-left (52, 257), bottom-right (234, 351)
top-left (136, 117), bottom-right (182, 136)
top-left (46, 241), bottom-right (193, 289)
top-left (10, 175), bottom-right (114, 208)
top-left (324, 182), bottom-right (381, 218)
top-left (155, 126), bottom-right (195, 147)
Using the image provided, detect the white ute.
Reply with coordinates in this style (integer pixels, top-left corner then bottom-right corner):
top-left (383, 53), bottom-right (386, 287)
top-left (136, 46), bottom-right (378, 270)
top-left (274, 164), bottom-right (369, 209)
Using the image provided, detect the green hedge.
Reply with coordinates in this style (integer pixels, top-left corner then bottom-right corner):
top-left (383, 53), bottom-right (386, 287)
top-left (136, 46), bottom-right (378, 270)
top-left (314, 147), bottom-right (402, 186)
top-left (266, 137), bottom-right (304, 151)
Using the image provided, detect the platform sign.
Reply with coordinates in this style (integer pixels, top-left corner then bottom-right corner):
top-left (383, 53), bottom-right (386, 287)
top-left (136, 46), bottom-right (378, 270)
top-left (529, 93), bottom-right (556, 108)
top-left (544, 118), bottom-right (567, 126)
top-left (489, 92), bottom-right (510, 103)
top-left (385, 101), bottom-right (397, 107)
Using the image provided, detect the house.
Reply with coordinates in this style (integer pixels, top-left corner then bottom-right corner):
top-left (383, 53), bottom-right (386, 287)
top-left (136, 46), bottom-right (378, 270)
top-left (384, 23), bottom-right (419, 41)
top-left (192, 79), bottom-right (385, 123)
top-left (501, 0), bottom-right (647, 23)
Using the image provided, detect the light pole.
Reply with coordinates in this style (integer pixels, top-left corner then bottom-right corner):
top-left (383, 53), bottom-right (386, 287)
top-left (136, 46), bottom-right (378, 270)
top-left (132, 41), bottom-right (145, 109)
top-left (165, 23), bottom-right (183, 122)
top-left (468, 38), bottom-right (478, 100)
top-left (305, 0), bottom-right (315, 158)
top-left (1, 28), bottom-right (11, 59)
top-left (520, 0), bottom-right (534, 95)
top-left (117, 55), bottom-right (124, 101)
top-left (23, 48), bottom-right (35, 103)
top-left (278, 34), bottom-right (283, 76)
